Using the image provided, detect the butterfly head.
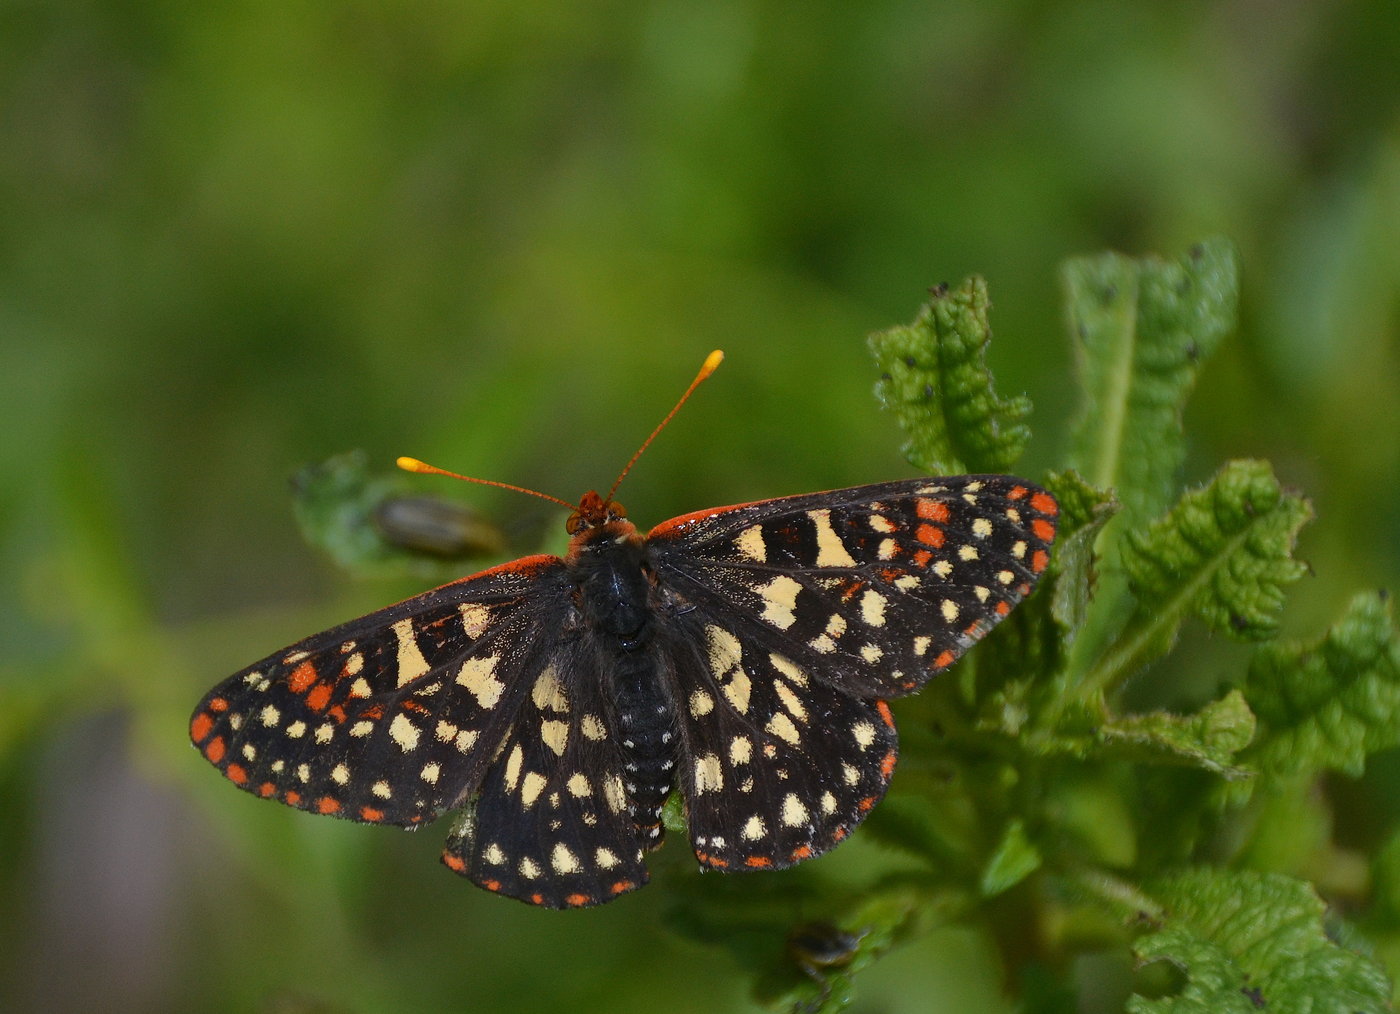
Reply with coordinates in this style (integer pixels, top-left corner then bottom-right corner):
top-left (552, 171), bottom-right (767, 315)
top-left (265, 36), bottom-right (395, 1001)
top-left (566, 491), bottom-right (628, 534)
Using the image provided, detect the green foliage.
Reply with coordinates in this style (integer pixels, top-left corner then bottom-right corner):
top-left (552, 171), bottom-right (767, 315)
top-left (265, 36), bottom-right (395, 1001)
top-left (667, 241), bottom-right (1400, 1011)
top-left (868, 276), bottom-right (1032, 476)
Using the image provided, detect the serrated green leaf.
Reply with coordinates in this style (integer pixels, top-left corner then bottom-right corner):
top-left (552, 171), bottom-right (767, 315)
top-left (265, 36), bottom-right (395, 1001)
top-left (1043, 470), bottom-right (1120, 639)
top-left (867, 276), bottom-right (1031, 474)
top-left (1243, 591), bottom-right (1400, 779)
top-left (981, 818), bottom-right (1043, 896)
top-left (1098, 691), bottom-right (1256, 778)
top-left (1064, 238), bottom-right (1239, 525)
top-left (1087, 460), bottom-right (1311, 693)
top-left (1128, 870), bottom-right (1392, 1013)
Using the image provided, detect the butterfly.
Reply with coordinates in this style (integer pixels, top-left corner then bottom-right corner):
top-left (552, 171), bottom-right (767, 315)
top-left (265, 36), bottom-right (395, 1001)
top-left (190, 351), bottom-right (1057, 908)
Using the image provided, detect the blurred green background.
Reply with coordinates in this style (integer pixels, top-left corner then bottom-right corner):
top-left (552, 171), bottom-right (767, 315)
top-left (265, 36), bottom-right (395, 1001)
top-left (3, 3), bottom-right (1399, 1012)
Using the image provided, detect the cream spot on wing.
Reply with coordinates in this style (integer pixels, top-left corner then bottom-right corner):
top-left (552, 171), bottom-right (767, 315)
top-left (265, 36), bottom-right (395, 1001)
top-left (878, 538), bottom-right (898, 560)
top-left (1011, 540), bottom-right (1027, 559)
top-left (722, 669), bottom-right (752, 713)
top-left (689, 689), bottom-right (715, 717)
top-left (756, 575), bottom-right (802, 630)
top-left (735, 524), bottom-right (767, 562)
top-left (869, 514), bottom-right (897, 533)
top-left (286, 720), bottom-right (306, 739)
top-left (941, 599), bottom-right (960, 623)
top-left (820, 791), bottom-right (837, 814)
top-left (420, 762), bottom-right (440, 784)
top-left (997, 569), bottom-right (1015, 585)
top-left (770, 653), bottom-right (808, 687)
top-left (531, 665), bottom-right (568, 713)
top-left (694, 753), bottom-right (723, 794)
top-left (349, 677), bottom-right (371, 698)
top-left (913, 635), bottom-right (931, 656)
top-left (774, 681), bottom-right (807, 721)
top-left (959, 545), bottom-right (979, 561)
top-left (455, 730), bottom-right (478, 753)
top-left (974, 585), bottom-right (991, 602)
top-left (459, 602), bottom-right (492, 638)
top-left (456, 656), bottom-right (504, 709)
top-left (766, 712), bottom-right (801, 745)
top-left (581, 714), bottom-right (607, 741)
top-left (483, 843), bottom-right (506, 865)
top-left (520, 771), bottom-right (546, 807)
top-left (972, 517), bottom-right (993, 538)
top-left (706, 624), bottom-right (744, 674)
top-left (810, 508), bottom-right (856, 567)
top-left (504, 744), bottom-right (523, 791)
top-left (242, 743), bottom-right (257, 761)
top-left (895, 574), bottom-right (921, 590)
top-left (551, 843), bottom-right (581, 874)
top-left (595, 847), bottom-right (619, 869)
top-left (729, 736), bottom-right (752, 764)
top-left (861, 643), bottom-right (883, 663)
top-left (860, 589), bottom-right (888, 627)
top-left (518, 857), bottom-right (541, 880)
top-left (933, 559), bottom-right (954, 578)
top-left (389, 713), bottom-right (420, 752)
top-left (809, 634), bottom-right (836, 654)
top-left (567, 773), bottom-right (592, 797)
top-left (329, 763), bottom-right (348, 784)
top-left (314, 723), bottom-right (334, 744)
top-left (853, 721), bottom-right (877, 748)
top-left (603, 774), bottom-right (627, 813)
top-left (541, 719), bottom-right (569, 756)
top-left (781, 793), bottom-right (809, 827)
top-left (372, 780), bottom-right (391, 799)
top-left (391, 618), bottom-right (431, 687)
top-left (742, 815), bottom-right (767, 841)
top-left (296, 764), bottom-right (310, 782)
top-left (842, 763), bottom-right (860, 785)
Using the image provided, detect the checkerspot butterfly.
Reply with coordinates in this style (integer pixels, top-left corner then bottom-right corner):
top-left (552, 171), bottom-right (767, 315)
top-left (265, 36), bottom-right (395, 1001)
top-left (190, 351), bottom-right (1057, 908)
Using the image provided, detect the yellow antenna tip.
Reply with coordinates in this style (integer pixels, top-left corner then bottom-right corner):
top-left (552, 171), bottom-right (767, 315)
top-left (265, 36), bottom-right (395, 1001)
top-left (701, 349), bottom-right (725, 377)
top-left (397, 456), bottom-right (430, 473)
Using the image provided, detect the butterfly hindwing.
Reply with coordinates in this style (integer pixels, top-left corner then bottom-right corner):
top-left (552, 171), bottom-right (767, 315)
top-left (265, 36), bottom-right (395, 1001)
top-left (189, 555), bottom-right (569, 826)
top-left (441, 644), bottom-right (652, 908)
top-left (660, 611), bottom-right (899, 870)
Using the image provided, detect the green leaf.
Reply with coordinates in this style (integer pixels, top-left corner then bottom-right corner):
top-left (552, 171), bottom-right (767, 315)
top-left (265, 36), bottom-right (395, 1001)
top-left (1086, 460), bottom-right (1311, 693)
top-left (1043, 469), bottom-right (1120, 640)
top-left (1128, 869), bottom-right (1392, 1012)
top-left (981, 818), bottom-right (1043, 896)
top-left (867, 276), bottom-right (1031, 475)
top-left (1064, 238), bottom-right (1239, 525)
top-left (1243, 591), bottom-right (1400, 778)
top-left (1097, 690), bottom-right (1256, 778)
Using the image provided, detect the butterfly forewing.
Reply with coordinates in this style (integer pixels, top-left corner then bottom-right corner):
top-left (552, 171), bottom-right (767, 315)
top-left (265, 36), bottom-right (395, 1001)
top-left (648, 477), bottom-right (1058, 699)
top-left (189, 555), bottom-right (570, 826)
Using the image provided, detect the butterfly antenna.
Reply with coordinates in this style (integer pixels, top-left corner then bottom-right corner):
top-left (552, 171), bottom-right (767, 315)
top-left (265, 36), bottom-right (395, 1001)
top-left (396, 457), bottom-right (576, 510)
top-left (605, 349), bottom-right (724, 505)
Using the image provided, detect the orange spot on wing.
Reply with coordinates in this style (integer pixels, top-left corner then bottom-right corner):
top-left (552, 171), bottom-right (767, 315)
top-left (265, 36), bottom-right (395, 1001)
top-left (224, 763), bottom-right (248, 784)
top-left (996, 600), bottom-right (1011, 616)
top-left (832, 827), bottom-right (849, 842)
top-left (697, 852), bottom-right (728, 868)
top-left (744, 856), bottom-right (773, 868)
top-left (327, 705), bottom-right (347, 723)
top-left (1007, 485), bottom-right (1028, 500)
top-left (916, 499), bottom-right (951, 522)
top-left (362, 704), bottom-right (384, 720)
top-left (916, 523), bottom-right (945, 548)
top-left (305, 683), bottom-right (332, 712)
top-left (208, 696), bottom-right (229, 712)
top-left (442, 853), bottom-right (466, 873)
top-left (288, 661), bottom-right (317, 693)
top-left (1031, 550), bottom-right (1049, 573)
top-left (1032, 519), bottom-right (1055, 542)
top-left (190, 712), bottom-right (213, 743)
top-left (880, 751), bottom-right (897, 778)
top-left (481, 878), bottom-right (501, 892)
top-left (912, 549), bottom-right (933, 567)
top-left (565, 893), bottom-right (592, 907)
top-left (360, 806), bottom-right (384, 822)
top-left (875, 700), bottom-right (895, 729)
top-left (841, 580), bottom-right (865, 601)
top-left (878, 566), bottom-right (904, 582)
top-left (858, 796), bottom-right (877, 812)
top-left (1030, 491), bottom-right (1058, 516)
top-left (610, 880), bottom-right (636, 895)
top-left (315, 796), bottom-right (341, 814)
top-left (790, 845), bottom-right (812, 860)
top-left (203, 736), bottom-right (226, 764)
top-left (284, 790), bottom-right (302, 805)
top-left (258, 782), bottom-right (276, 797)
top-left (933, 650), bottom-right (955, 669)
top-left (530, 893), bottom-right (544, 905)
